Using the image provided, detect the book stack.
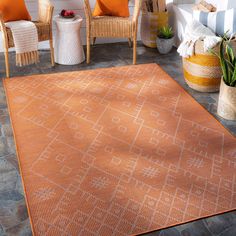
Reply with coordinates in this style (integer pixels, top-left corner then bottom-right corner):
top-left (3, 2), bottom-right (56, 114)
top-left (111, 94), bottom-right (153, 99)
top-left (193, 0), bottom-right (216, 12)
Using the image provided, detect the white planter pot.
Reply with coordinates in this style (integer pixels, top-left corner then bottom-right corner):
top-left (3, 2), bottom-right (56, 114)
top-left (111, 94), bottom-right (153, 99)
top-left (217, 78), bottom-right (236, 120)
top-left (156, 37), bottom-right (174, 54)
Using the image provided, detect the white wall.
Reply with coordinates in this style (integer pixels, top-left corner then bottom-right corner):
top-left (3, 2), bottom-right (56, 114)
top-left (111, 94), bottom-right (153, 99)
top-left (0, 0), bottom-right (141, 52)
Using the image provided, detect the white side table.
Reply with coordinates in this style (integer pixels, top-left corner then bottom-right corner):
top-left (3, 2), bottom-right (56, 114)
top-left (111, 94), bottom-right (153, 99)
top-left (54, 15), bottom-right (85, 65)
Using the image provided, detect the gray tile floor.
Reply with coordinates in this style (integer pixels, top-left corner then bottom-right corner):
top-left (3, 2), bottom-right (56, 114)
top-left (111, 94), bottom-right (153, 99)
top-left (0, 42), bottom-right (235, 236)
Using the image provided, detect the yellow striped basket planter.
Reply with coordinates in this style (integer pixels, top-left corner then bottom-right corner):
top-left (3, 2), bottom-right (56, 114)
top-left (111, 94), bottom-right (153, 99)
top-left (183, 40), bottom-right (222, 92)
top-left (141, 11), bottom-right (168, 48)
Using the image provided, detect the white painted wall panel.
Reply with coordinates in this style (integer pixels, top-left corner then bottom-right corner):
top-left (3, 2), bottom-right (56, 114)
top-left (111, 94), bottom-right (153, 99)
top-left (0, 0), bottom-right (141, 52)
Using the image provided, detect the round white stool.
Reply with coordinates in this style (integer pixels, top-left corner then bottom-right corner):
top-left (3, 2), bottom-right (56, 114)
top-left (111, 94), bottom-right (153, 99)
top-left (54, 15), bottom-right (85, 65)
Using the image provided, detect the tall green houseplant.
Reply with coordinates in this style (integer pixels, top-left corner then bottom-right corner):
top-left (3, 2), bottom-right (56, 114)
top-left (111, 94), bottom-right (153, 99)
top-left (216, 37), bottom-right (236, 120)
top-left (218, 38), bottom-right (236, 87)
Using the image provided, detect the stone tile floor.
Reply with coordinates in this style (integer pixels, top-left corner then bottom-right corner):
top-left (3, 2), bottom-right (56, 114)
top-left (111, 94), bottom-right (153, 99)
top-left (0, 42), bottom-right (235, 236)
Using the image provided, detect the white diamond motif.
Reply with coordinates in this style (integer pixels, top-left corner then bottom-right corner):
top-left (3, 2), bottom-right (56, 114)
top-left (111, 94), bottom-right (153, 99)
top-left (34, 187), bottom-right (55, 201)
top-left (142, 167), bottom-right (159, 178)
top-left (91, 177), bottom-right (110, 190)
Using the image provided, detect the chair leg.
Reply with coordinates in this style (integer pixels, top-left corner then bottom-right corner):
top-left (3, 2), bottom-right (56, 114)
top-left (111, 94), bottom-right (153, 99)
top-left (49, 39), bottom-right (55, 67)
top-left (87, 36), bottom-right (90, 64)
top-left (133, 38), bottom-right (137, 65)
top-left (128, 38), bottom-right (132, 47)
top-left (4, 49), bottom-right (10, 78)
top-left (92, 37), bottom-right (96, 45)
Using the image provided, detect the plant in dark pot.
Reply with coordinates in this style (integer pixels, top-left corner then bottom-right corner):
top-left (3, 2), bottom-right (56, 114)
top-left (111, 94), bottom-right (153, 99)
top-left (156, 26), bottom-right (174, 54)
top-left (216, 38), bottom-right (236, 120)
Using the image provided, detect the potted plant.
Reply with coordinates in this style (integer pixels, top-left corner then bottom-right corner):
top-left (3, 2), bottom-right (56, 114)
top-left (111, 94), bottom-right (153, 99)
top-left (217, 38), bottom-right (236, 120)
top-left (156, 26), bottom-right (174, 54)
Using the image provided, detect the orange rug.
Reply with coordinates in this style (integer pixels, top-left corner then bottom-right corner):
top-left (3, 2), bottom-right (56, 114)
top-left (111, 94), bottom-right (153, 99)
top-left (4, 64), bottom-right (236, 235)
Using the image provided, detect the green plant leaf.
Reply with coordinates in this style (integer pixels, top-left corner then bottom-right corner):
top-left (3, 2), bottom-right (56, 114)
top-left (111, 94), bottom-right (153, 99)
top-left (224, 58), bottom-right (234, 72)
top-left (158, 26), bottom-right (173, 39)
top-left (231, 65), bottom-right (236, 87)
top-left (226, 43), bottom-right (235, 64)
top-left (207, 35), bottom-right (236, 87)
top-left (219, 40), bottom-right (229, 85)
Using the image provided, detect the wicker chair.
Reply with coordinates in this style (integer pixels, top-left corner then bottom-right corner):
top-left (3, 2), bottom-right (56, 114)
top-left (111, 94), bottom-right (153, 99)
top-left (83, 0), bottom-right (142, 64)
top-left (0, 0), bottom-right (55, 78)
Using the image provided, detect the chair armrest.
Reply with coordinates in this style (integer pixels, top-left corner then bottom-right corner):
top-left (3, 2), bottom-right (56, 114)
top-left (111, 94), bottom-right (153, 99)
top-left (0, 14), bottom-right (9, 49)
top-left (0, 14), bottom-right (6, 31)
top-left (132, 0), bottom-right (142, 23)
top-left (84, 0), bottom-right (92, 22)
top-left (84, 0), bottom-right (92, 27)
top-left (173, 0), bottom-right (195, 4)
top-left (38, 0), bottom-right (54, 24)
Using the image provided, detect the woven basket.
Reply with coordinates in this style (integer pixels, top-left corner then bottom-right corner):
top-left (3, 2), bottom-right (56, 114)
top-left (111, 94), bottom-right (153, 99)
top-left (183, 40), bottom-right (236, 92)
top-left (141, 11), bottom-right (168, 48)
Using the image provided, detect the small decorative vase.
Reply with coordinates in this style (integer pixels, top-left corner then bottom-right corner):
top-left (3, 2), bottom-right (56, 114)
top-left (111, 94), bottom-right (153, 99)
top-left (156, 36), bottom-right (174, 54)
top-left (217, 78), bottom-right (236, 120)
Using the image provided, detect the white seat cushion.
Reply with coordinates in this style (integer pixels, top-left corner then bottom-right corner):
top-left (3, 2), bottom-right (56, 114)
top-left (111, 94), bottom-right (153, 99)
top-left (177, 4), bottom-right (194, 15)
top-left (193, 8), bottom-right (236, 37)
top-left (172, 4), bottom-right (194, 45)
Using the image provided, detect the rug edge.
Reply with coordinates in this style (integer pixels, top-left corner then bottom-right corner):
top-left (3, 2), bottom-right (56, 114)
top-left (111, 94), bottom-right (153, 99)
top-left (4, 63), bottom-right (158, 80)
top-left (135, 208), bottom-right (236, 235)
top-left (2, 78), bottom-right (36, 236)
top-left (154, 64), bottom-right (236, 139)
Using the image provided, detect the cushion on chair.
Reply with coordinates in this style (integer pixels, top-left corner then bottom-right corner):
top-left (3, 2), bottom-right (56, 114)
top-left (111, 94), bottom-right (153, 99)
top-left (193, 8), bottom-right (236, 37)
top-left (0, 0), bottom-right (31, 22)
top-left (93, 0), bottom-right (129, 17)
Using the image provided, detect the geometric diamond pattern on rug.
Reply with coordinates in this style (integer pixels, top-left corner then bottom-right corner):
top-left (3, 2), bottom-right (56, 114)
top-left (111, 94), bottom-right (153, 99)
top-left (3, 64), bottom-right (236, 235)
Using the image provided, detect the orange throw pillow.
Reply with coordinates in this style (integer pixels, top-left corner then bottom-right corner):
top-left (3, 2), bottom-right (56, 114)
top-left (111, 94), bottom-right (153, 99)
top-left (0, 0), bottom-right (31, 22)
top-left (93, 0), bottom-right (129, 17)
